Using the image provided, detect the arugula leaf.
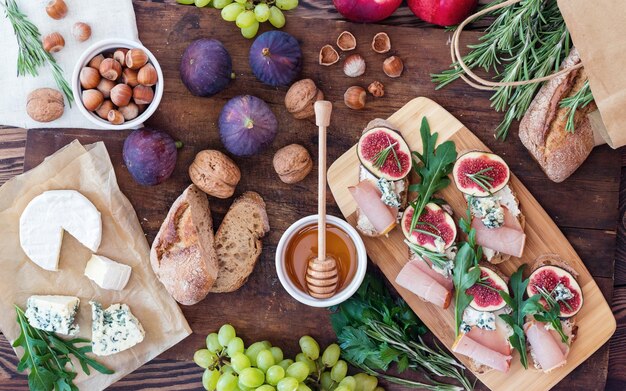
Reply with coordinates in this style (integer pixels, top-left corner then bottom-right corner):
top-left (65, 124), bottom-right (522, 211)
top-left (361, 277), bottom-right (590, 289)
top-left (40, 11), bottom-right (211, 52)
top-left (452, 243), bottom-right (481, 336)
top-left (524, 288), bottom-right (569, 344)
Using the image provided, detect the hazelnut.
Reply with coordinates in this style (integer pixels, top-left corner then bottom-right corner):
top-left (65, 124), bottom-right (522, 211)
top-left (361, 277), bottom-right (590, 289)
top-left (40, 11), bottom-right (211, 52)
top-left (273, 144), bottom-right (313, 184)
top-left (110, 84), bottom-right (132, 107)
top-left (72, 22), bottom-right (91, 42)
top-left (125, 48), bottom-right (149, 70)
top-left (122, 68), bottom-right (139, 87)
top-left (99, 58), bottom-right (122, 81)
top-left (113, 49), bottom-right (128, 67)
top-left (96, 78), bottom-right (116, 98)
top-left (337, 31), bottom-right (356, 51)
top-left (43, 32), bottom-right (65, 53)
top-left (26, 88), bottom-right (64, 122)
top-left (285, 79), bottom-right (324, 120)
top-left (344, 86), bottom-right (366, 110)
top-left (133, 85), bottom-right (154, 105)
top-left (118, 102), bottom-right (139, 121)
top-left (368, 81), bottom-right (385, 97)
top-left (372, 32), bottom-right (391, 54)
top-left (343, 54), bottom-right (366, 77)
top-left (46, 0), bottom-right (68, 20)
top-left (107, 109), bottom-right (125, 125)
top-left (189, 150), bottom-right (241, 198)
top-left (82, 89), bottom-right (104, 111)
top-left (138, 64), bottom-right (158, 86)
top-left (80, 67), bottom-right (101, 90)
top-left (383, 56), bottom-right (403, 78)
top-left (95, 100), bottom-right (115, 120)
top-left (319, 45), bottom-right (339, 66)
top-left (88, 54), bottom-right (105, 69)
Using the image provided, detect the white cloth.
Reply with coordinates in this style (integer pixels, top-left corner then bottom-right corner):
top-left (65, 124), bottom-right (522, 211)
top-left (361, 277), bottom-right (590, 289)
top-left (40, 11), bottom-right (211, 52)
top-left (0, 0), bottom-right (139, 129)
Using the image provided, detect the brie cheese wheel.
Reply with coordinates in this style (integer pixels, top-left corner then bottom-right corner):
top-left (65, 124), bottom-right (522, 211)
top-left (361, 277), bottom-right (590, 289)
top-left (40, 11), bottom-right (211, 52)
top-left (19, 190), bottom-right (102, 271)
top-left (25, 295), bottom-right (80, 335)
top-left (90, 301), bottom-right (145, 356)
top-left (85, 254), bottom-right (132, 291)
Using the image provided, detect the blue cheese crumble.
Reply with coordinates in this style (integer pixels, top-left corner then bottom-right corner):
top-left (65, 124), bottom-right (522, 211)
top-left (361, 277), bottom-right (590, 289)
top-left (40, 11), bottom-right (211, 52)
top-left (460, 307), bottom-right (496, 333)
top-left (468, 196), bottom-right (504, 229)
top-left (90, 301), bottom-right (145, 356)
top-left (25, 295), bottom-right (80, 335)
top-left (377, 178), bottom-right (401, 208)
top-left (554, 282), bottom-right (574, 302)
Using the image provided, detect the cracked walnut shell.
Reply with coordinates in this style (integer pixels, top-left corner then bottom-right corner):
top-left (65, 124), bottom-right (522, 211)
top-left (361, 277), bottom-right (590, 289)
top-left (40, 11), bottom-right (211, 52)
top-left (273, 144), bottom-right (313, 184)
top-left (319, 45), bottom-right (339, 66)
top-left (189, 150), bottom-right (241, 199)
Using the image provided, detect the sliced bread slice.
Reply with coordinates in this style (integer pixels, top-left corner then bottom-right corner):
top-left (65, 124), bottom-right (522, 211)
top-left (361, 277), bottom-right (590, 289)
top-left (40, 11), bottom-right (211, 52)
top-left (211, 191), bottom-right (270, 293)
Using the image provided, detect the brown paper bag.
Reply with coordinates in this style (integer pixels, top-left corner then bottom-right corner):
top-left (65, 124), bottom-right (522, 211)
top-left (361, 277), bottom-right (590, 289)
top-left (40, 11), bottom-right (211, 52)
top-left (558, 0), bottom-right (626, 148)
top-left (0, 140), bottom-right (191, 390)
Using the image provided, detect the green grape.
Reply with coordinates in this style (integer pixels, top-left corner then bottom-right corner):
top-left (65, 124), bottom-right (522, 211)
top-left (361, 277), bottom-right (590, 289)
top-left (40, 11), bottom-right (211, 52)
top-left (286, 362), bottom-right (309, 382)
top-left (276, 377), bottom-right (299, 391)
top-left (256, 349), bottom-right (276, 372)
top-left (298, 336), bottom-right (320, 360)
top-left (265, 365), bottom-right (285, 386)
top-left (239, 382), bottom-right (254, 391)
top-left (276, 0), bottom-right (298, 11)
top-left (268, 6), bottom-right (285, 28)
top-left (195, 0), bottom-right (212, 7)
top-left (195, 349), bottom-right (218, 368)
top-left (353, 374), bottom-right (377, 391)
top-left (213, 0), bottom-right (233, 9)
top-left (320, 371), bottom-right (333, 391)
top-left (257, 386), bottom-right (276, 391)
top-left (207, 333), bottom-right (223, 353)
top-left (277, 359), bottom-right (294, 371)
top-left (177, 0), bottom-right (195, 4)
top-left (236, 10), bottom-right (256, 28)
top-left (295, 353), bottom-right (316, 374)
top-left (217, 373), bottom-right (239, 391)
top-left (330, 360), bottom-right (347, 382)
top-left (338, 376), bottom-right (356, 391)
top-left (221, 3), bottom-right (245, 21)
top-left (296, 384), bottom-right (311, 391)
top-left (239, 367), bottom-right (265, 388)
top-left (269, 347), bottom-right (284, 363)
top-left (231, 352), bottom-right (251, 373)
top-left (203, 369), bottom-right (221, 391)
top-left (321, 344), bottom-right (340, 367)
top-left (254, 3), bottom-right (270, 22)
top-left (234, 0), bottom-right (247, 3)
top-left (227, 337), bottom-right (245, 357)
top-left (218, 324), bottom-right (237, 347)
top-left (241, 22), bottom-right (259, 38)
top-left (246, 342), bottom-right (269, 366)
top-left (223, 365), bottom-right (236, 374)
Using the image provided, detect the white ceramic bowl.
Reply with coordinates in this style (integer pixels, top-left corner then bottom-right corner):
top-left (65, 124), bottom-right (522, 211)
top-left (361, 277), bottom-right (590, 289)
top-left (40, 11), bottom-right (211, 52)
top-left (276, 215), bottom-right (367, 307)
top-left (72, 38), bottom-right (164, 130)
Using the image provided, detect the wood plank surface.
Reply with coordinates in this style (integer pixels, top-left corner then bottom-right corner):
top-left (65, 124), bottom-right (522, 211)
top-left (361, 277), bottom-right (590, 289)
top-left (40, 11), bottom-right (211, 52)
top-left (0, 0), bottom-right (622, 390)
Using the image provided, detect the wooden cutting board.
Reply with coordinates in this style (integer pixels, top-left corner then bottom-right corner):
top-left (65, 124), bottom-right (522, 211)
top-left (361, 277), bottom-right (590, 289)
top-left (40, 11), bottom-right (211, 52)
top-left (327, 97), bottom-right (617, 391)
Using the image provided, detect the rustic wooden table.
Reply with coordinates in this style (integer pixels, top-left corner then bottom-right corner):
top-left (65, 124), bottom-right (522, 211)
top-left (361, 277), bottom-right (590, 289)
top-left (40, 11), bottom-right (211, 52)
top-left (0, 1), bottom-right (625, 390)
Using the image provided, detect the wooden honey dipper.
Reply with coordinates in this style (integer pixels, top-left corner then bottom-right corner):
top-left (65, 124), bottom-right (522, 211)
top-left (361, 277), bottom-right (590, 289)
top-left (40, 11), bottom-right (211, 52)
top-left (306, 100), bottom-right (338, 299)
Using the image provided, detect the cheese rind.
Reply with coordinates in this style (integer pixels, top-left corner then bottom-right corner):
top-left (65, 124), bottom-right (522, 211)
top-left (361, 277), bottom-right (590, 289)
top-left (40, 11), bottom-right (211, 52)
top-left (25, 295), bottom-right (80, 335)
top-left (85, 254), bottom-right (132, 291)
top-left (19, 190), bottom-right (102, 271)
top-left (90, 301), bottom-right (145, 356)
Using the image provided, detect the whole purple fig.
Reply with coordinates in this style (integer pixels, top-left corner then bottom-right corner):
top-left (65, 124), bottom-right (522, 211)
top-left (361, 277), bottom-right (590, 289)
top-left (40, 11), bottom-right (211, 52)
top-left (249, 31), bottom-right (302, 87)
top-left (123, 128), bottom-right (179, 186)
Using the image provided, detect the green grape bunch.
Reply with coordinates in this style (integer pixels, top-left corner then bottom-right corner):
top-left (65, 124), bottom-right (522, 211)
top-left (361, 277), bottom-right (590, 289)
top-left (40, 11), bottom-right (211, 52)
top-left (176, 0), bottom-right (298, 39)
top-left (194, 324), bottom-right (385, 391)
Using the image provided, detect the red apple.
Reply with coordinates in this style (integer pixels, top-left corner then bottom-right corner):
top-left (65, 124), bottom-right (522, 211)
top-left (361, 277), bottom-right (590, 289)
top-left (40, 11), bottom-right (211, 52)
top-left (407, 0), bottom-right (478, 26)
top-left (333, 0), bottom-right (402, 23)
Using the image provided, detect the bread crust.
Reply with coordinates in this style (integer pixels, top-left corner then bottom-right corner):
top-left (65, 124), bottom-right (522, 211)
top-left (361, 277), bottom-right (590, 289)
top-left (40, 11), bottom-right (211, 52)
top-left (150, 185), bottom-right (219, 305)
top-left (519, 48), bottom-right (596, 183)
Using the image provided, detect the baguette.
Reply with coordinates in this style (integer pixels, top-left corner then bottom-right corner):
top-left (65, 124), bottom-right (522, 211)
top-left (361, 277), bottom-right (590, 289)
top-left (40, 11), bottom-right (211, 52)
top-left (519, 48), bottom-right (597, 183)
top-left (150, 185), bottom-right (218, 306)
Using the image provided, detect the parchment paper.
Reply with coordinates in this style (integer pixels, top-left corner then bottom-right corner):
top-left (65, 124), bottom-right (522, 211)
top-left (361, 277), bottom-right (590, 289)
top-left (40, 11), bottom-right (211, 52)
top-left (0, 140), bottom-right (191, 390)
top-left (558, 0), bottom-right (626, 149)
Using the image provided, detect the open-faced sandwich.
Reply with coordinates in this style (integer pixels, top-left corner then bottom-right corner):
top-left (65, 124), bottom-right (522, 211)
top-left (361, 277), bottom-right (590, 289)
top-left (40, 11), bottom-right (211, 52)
top-left (452, 151), bottom-right (526, 263)
top-left (349, 119), bottom-right (412, 237)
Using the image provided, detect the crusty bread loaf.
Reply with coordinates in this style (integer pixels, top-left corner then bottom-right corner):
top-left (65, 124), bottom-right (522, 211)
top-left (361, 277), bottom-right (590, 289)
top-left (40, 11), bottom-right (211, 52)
top-left (519, 48), bottom-right (597, 183)
top-left (211, 192), bottom-right (270, 293)
top-left (150, 185), bottom-right (219, 306)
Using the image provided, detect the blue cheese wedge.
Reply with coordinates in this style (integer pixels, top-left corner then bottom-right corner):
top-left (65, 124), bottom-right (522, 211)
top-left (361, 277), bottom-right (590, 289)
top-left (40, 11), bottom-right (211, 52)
top-left (85, 254), bottom-right (132, 291)
top-left (90, 301), bottom-right (145, 356)
top-left (25, 295), bottom-right (80, 335)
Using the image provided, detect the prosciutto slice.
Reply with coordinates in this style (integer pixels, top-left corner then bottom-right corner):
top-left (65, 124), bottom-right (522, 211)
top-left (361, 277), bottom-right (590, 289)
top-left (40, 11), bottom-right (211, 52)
top-left (466, 325), bottom-right (512, 356)
top-left (349, 180), bottom-right (397, 235)
top-left (410, 256), bottom-right (454, 291)
top-left (452, 333), bottom-right (512, 373)
top-left (524, 321), bottom-right (567, 372)
top-left (472, 206), bottom-right (526, 257)
top-left (395, 260), bottom-right (451, 309)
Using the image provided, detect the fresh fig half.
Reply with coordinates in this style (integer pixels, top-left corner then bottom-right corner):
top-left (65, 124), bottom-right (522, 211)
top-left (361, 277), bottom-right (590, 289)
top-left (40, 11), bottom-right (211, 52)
top-left (467, 265), bottom-right (509, 312)
top-left (401, 202), bottom-right (456, 251)
top-left (526, 265), bottom-right (583, 318)
top-left (357, 126), bottom-right (412, 181)
top-left (453, 151), bottom-right (510, 197)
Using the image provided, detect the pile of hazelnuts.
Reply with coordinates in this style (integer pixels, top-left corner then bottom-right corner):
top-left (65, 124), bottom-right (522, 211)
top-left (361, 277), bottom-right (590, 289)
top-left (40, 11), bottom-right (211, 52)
top-left (80, 48), bottom-right (157, 125)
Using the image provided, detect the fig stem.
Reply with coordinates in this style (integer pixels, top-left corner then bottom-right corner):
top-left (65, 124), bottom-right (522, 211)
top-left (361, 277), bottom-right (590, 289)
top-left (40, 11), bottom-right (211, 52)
top-left (230, 72), bottom-right (236, 80)
top-left (175, 141), bottom-right (183, 149)
top-left (261, 47), bottom-right (270, 57)
top-left (244, 118), bottom-right (254, 129)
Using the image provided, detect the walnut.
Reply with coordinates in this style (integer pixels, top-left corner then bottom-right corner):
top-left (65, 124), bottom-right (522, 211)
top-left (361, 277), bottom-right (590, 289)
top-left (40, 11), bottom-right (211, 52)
top-left (368, 81), bottom-right (385, 97)
top-left (26, 88), bottom-right (64, 122)
top-left (273, 144), bottom-right (313, 184)
top-left (285, 79), bottom-right (324, 119)
top-left (189, 150), bottom-right (241, 199)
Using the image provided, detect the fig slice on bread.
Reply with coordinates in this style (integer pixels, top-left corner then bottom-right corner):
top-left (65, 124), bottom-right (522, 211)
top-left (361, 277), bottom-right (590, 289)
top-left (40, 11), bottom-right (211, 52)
top-left (401, 203), bottom-right (456, 251)
top-left (357, 125), bottom-right (412, 181)
top-left (466, 265), bottom-right (509, 312)
top-left (526, 256), bottom-right (583, 318)
top-left (453, 151), bottom-right (510, 197)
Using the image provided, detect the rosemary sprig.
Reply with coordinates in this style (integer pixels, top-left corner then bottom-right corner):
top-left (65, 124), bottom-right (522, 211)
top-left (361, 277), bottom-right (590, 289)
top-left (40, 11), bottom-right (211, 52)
top-left (464, 167), bottom-right (494, 194)
top-left (560, 80), bottom-right (594, 133)
top-left (2, 0), bottom-right (74, 105)
top-left (405, 240), bottom-right (450, 270)
top-left (373, 138), bottom-right (401, 171)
